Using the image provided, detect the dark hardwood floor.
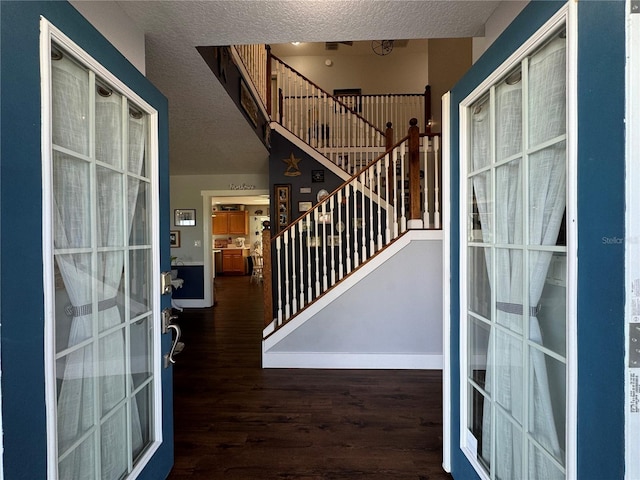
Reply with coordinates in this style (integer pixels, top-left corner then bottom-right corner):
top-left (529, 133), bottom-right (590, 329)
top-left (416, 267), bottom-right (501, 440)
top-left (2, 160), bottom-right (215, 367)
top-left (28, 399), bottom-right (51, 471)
top-left (166, 275), bottom-right (452, 480)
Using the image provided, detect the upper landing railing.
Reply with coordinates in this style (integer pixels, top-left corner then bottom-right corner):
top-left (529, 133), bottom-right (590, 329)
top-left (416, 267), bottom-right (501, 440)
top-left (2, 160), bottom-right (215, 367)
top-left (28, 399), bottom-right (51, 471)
top-left (233, 44), bottom-right (432, 175)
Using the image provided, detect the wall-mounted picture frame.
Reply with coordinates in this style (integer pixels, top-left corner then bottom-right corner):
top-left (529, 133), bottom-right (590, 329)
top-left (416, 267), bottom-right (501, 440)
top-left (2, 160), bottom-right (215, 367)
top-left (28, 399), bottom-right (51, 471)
top-left (170, 230), bottom-right (181, 248)
top-left (328, 235), bottom-right (341, 248)
top-left (317, 213), bottom-right (331, 224)
top-left (307, 236), bottom-right (322, 248)
top-left (311, 169), bottom-right (325, 183)
top-left (298, 201), bottom-right (313, 212)
top-left (300, 187), bottom-right (312, 194)
top-left (274, 184), bottom-right (291, 233)
top-left (175, 209), bottom-right (196, 226)
top-left (240, 78), bottom-right (258, 127)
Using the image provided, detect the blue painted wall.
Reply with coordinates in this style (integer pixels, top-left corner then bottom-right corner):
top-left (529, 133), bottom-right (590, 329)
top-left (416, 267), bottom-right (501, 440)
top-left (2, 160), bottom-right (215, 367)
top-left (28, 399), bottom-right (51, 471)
top-left (0, 2), bottom-right (173, 478)
top-left (173, 266), bottom-right (205, 299)
top-left (447, 1), bottom-right (625, 478)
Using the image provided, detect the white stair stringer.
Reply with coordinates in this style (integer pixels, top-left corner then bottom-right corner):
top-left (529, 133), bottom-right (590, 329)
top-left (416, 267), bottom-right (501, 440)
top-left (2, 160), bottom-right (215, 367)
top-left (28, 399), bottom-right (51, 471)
top-left (271, 122), bottom-right (351, 181)
top-left (270, 122), bottom-right (393, 211)
top-left (262, 230), bottom-right (444, 369)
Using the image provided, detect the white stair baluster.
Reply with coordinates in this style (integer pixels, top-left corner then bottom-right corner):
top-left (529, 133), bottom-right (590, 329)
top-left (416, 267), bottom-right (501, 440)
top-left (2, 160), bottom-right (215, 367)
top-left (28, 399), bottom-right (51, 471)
top-left (313, 209), bottom-right (320, 297)
top-left (345, 185), bottom-right (352, 274)
top-left (276, 236), bottom-right (283, 325)
top-left (329, 196), bottom-right (336, 286)
top-left (376, 162), bottom-right (383, 250)
top-left (368, 166), bottom-right (375, 255)
top-left (321, 201), bottom-right (328, 292)
top-left (290, 226), bottom-right (297, 315)
top-left (298, 220), bottom-right (305, 310)
top-left (423, 136), bottom-right (431, 229)
top-left (306, 215), bottom-right (313, 302)
top-left (337, 190), bottom-right (344, 280)
top-left (360, 172), bottom-right (367, 262)
top-left (351, 180), bottom-right (359, 268)
top-left (393, 146), bottom-right (399, 239)
top-left (384, 152), bottom-right (392, 245)
top-left (283, 230), bottom-right (290, 320)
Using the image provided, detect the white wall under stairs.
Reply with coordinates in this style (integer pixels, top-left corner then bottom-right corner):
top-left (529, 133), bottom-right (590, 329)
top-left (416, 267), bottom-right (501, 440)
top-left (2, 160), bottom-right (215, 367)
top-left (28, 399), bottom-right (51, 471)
top-left (262, 230), bottom-right (443, 369)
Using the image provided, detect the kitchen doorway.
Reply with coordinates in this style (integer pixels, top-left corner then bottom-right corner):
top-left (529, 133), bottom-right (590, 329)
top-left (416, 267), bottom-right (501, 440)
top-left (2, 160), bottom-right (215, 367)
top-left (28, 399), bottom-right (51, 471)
top-left (201, 190), bottom-right (270, 306)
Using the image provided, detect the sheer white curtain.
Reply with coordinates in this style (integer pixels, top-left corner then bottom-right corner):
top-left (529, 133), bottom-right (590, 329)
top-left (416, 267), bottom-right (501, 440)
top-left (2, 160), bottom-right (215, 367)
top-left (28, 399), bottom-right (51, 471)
top-left (472, 35), bottom-right (566, 479)
top-left (52, 52), bottom-right (145, 479)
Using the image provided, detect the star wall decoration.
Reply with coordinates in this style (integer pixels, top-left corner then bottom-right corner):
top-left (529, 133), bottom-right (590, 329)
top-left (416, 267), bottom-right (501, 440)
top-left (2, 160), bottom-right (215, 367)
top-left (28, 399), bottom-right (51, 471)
top-left (283, 152), bottom-right (302, 177)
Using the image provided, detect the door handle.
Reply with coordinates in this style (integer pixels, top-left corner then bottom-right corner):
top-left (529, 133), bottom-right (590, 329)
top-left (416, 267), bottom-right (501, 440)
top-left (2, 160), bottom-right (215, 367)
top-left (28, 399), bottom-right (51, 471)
top-left (164, 323), bottom-right (185, 368)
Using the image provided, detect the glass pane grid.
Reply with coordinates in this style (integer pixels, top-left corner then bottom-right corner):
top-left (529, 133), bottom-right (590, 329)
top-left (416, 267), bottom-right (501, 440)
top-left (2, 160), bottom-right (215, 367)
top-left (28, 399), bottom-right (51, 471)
top-left (464, 27), bottom-right (567, 480)
top-left (527, 338), bottom-right (567, 365)
top-left (526, 133), bottom-right (566, 156)
top-left (53, 144), bottom-right (93, 163)
top-left (527, 433), bottom-right (566, 475)
top-left (50, 42), bottom-right (155, 480)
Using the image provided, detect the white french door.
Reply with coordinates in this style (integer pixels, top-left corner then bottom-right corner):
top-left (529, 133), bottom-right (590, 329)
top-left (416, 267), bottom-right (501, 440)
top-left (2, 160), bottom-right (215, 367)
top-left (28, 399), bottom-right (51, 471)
top-left (41, 20), bottom-right (163, 479)
top-left (459, 8), bottom-right (575, 479)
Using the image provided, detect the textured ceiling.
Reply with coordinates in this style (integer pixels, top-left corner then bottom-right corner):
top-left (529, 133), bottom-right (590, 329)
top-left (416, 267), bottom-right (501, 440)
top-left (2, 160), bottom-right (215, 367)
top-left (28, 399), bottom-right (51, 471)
top-left (116, 0), bottom-right (501, 176)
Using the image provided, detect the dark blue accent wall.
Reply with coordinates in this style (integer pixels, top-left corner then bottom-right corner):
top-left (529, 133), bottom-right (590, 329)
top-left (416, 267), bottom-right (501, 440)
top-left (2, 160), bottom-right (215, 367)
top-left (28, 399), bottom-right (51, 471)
top-left (447, 1), bottom-right (625, 478)
top-left (576, 2), bottom-right (625, 478)
top-left (269, 131), bottom-right (345, 226)
top-left (1, 2), bottom-right (173, 478)
top-left (172, 266), bottom-right (205, 299)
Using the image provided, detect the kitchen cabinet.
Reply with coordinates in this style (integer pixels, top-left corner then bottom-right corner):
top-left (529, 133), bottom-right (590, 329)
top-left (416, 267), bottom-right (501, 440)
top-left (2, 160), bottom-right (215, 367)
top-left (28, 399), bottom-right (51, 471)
top-left (221, 248), bottom-right (249, 275)
top-left (212, 211), bottom-right (248, 235)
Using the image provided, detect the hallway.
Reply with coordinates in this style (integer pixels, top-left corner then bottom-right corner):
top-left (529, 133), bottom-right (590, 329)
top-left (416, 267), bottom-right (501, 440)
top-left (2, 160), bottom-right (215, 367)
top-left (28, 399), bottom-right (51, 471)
top-left (167, 275), bottom-right (451, 479)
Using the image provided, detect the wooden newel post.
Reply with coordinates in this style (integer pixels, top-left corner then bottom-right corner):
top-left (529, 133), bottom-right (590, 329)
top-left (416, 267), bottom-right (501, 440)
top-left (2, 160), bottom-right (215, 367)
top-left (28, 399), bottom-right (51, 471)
top-left (266, 45), bottom-right (272, 117)
top-left (424, 85), bottom-right (432, 135)
top-left (262, 222), bottom-right (273, 327)
top-left (385, 122), bottom-right (394, 150)
top-left (408, 118), bottom-right (422, 226)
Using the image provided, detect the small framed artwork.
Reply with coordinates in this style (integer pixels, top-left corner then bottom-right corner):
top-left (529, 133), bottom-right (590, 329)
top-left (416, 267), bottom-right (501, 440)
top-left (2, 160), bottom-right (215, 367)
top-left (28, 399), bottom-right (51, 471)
top-left (312, 169), bottom-right (325, 183)
top-left (317, 213), bottom-right (331, 224)
top-left (354, 217), bottom-right (363, 229)
top-left (175, 209), bottom-right (196, 226)
top-left (298, 201), bottom-right (313, 212)
top-left (328, 235), bottom-right (341, 248)
top-left (307, 236), bottom-right (322, 248)
top-left (300, 187), bottom-right (312, 194)
top-left (274, 184), bottom-right (291, 233)
top-left (240, 78), bottom-right (258, 127)
top-left (170, 230), bottom-right (181, 248)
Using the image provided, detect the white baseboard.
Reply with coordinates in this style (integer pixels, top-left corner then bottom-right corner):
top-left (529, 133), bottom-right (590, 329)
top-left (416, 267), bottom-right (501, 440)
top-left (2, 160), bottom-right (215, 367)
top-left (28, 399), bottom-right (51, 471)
top-left (262, 352), bottom-right (443, 369)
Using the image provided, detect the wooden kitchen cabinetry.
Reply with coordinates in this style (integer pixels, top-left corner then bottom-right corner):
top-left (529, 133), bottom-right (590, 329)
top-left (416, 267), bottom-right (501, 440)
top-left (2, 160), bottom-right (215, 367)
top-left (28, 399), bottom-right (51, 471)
top-left (212, 211), bottom-right (248, 235)
top-left (221, 248), bottom-right (249, 275)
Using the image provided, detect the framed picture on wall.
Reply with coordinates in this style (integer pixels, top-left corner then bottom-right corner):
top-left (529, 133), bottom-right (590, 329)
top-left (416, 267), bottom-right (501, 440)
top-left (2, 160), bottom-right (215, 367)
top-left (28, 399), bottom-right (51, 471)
top-left (175, 209), bottom-right (196, 226)
top-left (274, 184), bottom-right (291, 233)
top-left (240, 78), bottom-right (258, 127)
top-left (170, 230), bottom-right (181, 248)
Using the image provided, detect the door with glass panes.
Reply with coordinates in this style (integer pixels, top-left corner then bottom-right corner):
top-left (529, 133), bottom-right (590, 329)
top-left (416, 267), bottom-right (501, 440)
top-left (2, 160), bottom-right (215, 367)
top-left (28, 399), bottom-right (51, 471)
top-left (460, 12), bottom-right (571, 480)
top-left (41, 18), bottom-right (173, 479)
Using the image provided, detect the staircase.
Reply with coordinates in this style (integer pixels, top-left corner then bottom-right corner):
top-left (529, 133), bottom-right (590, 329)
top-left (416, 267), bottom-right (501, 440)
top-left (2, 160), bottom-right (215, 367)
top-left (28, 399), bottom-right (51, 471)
top-left (232, 45), bottom-right (444, 368)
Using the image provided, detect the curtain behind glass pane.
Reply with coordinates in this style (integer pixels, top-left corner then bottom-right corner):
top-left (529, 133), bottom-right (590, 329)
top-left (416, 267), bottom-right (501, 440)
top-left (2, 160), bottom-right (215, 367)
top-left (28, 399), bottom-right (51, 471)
top-left (472, 33), bottom-right (566, 478)
top-left (53, 51), bottom-right (146, 479)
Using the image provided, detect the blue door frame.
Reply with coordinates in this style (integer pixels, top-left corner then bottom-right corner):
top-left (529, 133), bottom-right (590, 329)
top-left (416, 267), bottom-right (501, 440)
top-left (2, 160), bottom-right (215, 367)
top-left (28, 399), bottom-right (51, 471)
top-left (0, 2), bottom-right (173, 478)
top-left (447, 1), bottom-right (626, 478)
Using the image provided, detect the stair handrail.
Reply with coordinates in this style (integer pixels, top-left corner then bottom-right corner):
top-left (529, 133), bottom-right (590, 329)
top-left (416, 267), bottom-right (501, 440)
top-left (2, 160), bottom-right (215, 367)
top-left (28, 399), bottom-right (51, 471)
top-left (271, 55), bottom-right (389, 174)
top-left (271, 55), bottom-right (384, 135)
top-left (267, 120), bottom-right (441, 328)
